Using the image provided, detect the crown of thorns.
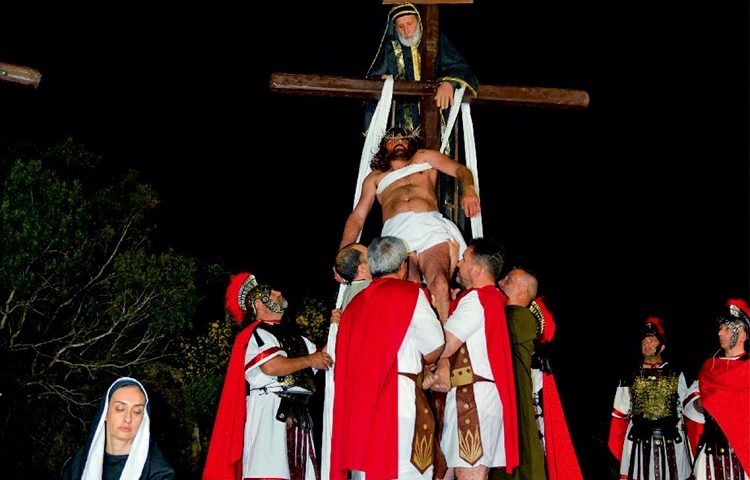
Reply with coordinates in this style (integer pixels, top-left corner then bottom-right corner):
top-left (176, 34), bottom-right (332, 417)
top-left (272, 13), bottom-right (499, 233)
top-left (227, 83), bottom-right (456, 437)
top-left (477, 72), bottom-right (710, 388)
top-left (382, 126), bottom-right (422, 142)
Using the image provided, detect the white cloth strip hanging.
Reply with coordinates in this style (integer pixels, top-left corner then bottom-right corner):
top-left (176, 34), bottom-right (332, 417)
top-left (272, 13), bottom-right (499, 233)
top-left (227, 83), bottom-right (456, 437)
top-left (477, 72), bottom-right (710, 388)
top-left (439, 86), bottom-right (465, 154)
top-left (352, 76), bottom-right (394, 209)
top-left (439, 86), bottom-right (483, 238)
top-left (335, 76), bottom-right (394, 309)
top-left (322, 78), bottom-right (395, 480)
top-left (319, 321), bottom-right (337, 480)
top-left (461, 102), bottom-right (483, 238)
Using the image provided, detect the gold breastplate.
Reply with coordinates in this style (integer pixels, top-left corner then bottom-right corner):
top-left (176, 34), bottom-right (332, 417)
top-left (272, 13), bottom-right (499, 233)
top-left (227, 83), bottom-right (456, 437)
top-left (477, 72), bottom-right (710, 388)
top-left (630, 368), bottom-right (679, 421)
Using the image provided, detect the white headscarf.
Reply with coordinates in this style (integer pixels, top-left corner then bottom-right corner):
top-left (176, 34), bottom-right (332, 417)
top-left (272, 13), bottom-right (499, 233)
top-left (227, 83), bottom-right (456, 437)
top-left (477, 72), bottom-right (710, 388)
top-left (81, 377), bottom-right (151, 480)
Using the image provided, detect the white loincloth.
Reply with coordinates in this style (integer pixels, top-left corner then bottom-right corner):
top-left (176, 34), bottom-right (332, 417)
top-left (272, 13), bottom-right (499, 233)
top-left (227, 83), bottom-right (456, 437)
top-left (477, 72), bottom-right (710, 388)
top-left (382, 211), bottom-right (467, 256)
top-left (376, 162), bottom-right (433, 194)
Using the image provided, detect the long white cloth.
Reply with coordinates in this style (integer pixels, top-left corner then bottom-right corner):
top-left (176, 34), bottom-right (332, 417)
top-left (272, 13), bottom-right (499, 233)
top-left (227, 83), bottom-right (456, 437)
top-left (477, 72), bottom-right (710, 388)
top-left (440, 87), bottom-right (483, 239)
top-left (324, 79), bottom-right (395, 480)
top-left (320, 323), bottom-right (338, 480)
top-left (461, 101), bottom-right (483, 239)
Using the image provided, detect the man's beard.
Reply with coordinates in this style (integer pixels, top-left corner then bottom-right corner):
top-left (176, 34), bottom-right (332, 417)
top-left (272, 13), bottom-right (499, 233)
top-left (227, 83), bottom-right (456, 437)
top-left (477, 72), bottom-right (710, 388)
top-left (397, 23), bottom-right (422, 48)
top-left (386, 146), bottom-right (410, 162)
top-left (456, 271), bottom-right (468, 289)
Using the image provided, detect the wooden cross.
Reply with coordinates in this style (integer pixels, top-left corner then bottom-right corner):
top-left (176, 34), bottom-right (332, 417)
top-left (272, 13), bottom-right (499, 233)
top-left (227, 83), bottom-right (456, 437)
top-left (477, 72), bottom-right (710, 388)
top-left (0, 62), bottom-right (42, 88)
top-left (269, 0), bottom-right (589, 221)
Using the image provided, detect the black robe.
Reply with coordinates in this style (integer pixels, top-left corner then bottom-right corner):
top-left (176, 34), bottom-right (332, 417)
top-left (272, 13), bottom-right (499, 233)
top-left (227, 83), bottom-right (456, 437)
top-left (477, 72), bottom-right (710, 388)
top-left (61, 439), bottom-right (175, 480)
top-left (365, 33), bottom-right (479, 132)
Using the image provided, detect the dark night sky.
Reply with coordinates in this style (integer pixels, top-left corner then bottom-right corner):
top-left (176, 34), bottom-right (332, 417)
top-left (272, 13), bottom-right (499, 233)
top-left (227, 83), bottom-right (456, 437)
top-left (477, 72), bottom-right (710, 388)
top-left (1, 1), bottom-right (748, 477)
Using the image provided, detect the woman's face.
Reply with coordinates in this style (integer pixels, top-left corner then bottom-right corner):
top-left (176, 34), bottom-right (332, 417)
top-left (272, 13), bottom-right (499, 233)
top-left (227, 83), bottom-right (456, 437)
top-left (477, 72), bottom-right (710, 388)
top-left (106, 385), bottom-right (146, 445)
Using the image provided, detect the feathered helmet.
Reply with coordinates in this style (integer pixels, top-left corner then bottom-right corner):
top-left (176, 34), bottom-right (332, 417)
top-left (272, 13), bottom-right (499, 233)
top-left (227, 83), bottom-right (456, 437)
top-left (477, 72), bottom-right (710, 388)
top-left (725, 298), bottom-right (750, 328)
top-left (246, 283), bottom-right (285, 315)
top-left (643, 316), bottom-right (666, 345)
top-left (719, 298), bottom-right (750, 349)
top-left (529, 296), bottom-right (556, 344)
top-left (224, 272), bottom-right (258, 324)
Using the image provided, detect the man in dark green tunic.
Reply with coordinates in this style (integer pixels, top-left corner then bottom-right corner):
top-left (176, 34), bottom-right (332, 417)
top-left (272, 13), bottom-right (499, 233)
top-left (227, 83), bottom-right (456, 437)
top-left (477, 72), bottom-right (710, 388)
top-left (494, 268), bottom-right (547, 480)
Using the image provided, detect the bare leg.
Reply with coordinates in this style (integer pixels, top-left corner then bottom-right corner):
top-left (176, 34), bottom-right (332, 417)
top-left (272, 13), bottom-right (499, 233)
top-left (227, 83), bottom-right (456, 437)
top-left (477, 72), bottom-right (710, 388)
top-left (418, 241), bottom-right (451, 322)
top-left (406, 251), bottom-right (421, 284)
top-left (455, 465), bottom-right (489, 480)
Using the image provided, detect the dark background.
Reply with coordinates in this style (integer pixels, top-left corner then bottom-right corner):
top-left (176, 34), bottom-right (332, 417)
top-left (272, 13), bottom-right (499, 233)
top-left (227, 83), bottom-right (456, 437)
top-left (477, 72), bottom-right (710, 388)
top-left (2, 1), bottom-right (748, 478)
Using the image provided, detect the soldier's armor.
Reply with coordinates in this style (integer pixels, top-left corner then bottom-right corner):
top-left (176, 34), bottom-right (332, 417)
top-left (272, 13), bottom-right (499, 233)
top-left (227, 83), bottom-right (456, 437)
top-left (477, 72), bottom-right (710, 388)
top-left (255, 322), bottom-right (316, 392)
top-left (627, 365), bottom-right (682, 442)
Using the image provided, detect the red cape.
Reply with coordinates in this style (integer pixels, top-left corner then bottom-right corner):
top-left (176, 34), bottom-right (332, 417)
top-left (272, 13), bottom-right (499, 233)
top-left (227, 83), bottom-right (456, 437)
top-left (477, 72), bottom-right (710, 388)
top-left (330, 278), bottom-right (419, 480)
top-left (470, 286), bottom-right (519, 472)
top-left (697, 356), bottom-right (750, 472)
top-left (203, 321), bottom-right (260, 480)
top-left (542, 371), bottom-right (584, 480)
top-left (607, 414), bottom-right (629, 462)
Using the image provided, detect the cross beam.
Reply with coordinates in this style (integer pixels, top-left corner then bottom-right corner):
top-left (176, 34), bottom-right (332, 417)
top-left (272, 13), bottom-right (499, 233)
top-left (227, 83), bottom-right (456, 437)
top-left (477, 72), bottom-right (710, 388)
top-left (269, 73), bottom-right (590, 110)
top-left (269, 0), bottom-right (589, 223)
top-left (0, 62), bottom-right (42, 88)
top-left (269, 0), bottom-right (589, 150)
top-left (383, 0), bottom-right (473, 4)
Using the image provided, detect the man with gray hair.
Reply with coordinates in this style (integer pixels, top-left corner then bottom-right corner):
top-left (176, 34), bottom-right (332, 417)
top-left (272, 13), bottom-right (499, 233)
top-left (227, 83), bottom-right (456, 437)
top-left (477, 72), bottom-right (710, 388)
top-left (365, 1), bottom-right (479, 131)
top-left (330, 236), bottom-right (445, 480)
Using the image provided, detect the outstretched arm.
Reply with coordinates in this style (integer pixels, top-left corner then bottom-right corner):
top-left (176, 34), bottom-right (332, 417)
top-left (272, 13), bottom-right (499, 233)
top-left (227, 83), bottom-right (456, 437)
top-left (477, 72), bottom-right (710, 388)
top-left (340, 173), bottom-right (378, 248)
top-left (260, 350), bottom-right (333, 375)
top-left (414, 149), bottom-right (481, 218)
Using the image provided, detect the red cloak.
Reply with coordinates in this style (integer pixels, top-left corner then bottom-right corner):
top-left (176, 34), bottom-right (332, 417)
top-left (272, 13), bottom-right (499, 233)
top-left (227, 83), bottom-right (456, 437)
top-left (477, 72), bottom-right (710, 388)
top-left (697, 356), bottom-right (750, 472)
top-left (330, 277), bottom-right (420, 480)
top-left (203, 321), bottom-right (260, 480)
top-left (542, 371), bottom-right (584, 480)
top-left (472, 286), bottom-right (519, 473)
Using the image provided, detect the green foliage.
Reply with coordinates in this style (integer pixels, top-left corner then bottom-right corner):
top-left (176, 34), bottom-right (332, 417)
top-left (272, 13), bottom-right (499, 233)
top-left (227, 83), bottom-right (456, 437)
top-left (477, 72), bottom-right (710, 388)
top-left (294, 296), bottom-right (330, 346)
top-left (0, 140), bottom-right (201, 478)
top-left (181, 318), bottom-right (234, 420)
top-left (0, 159), bottom-right (87, 295)
top-left (0, 139), bottom-right (332, 479)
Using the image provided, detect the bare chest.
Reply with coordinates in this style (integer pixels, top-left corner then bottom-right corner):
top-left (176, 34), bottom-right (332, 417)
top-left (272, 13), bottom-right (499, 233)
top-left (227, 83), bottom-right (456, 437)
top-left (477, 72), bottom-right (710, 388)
top-left (378, 167), bottom-right (434, 194)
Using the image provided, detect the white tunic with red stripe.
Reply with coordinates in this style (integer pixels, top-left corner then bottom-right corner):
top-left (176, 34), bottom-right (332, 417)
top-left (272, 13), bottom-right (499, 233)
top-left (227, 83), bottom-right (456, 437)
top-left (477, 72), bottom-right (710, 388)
top-left (242, 326), bottom-right (317, 480)
top-left (611, 363), bottom-right (692, 480)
